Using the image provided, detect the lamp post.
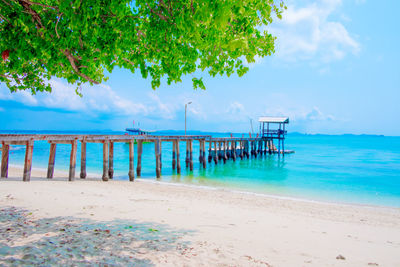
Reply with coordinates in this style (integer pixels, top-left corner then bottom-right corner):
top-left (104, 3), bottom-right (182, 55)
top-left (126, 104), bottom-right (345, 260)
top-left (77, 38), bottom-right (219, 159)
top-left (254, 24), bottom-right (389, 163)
top-left (185, 101), bottom-right (192, 136)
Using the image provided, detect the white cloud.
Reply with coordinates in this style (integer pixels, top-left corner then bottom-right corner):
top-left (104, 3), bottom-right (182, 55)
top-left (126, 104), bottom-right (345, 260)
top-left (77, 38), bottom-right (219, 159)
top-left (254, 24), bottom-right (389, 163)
top-left (269, 0), bottom-right (360, 62)
top-left (0, 79), bottom-right (147, 115)
top-left (264, 106), bottom-right (335, 122)
top-left (147, 92), bottom-right (177, 119)
top-left (227, 101), bottom-right (245, 114)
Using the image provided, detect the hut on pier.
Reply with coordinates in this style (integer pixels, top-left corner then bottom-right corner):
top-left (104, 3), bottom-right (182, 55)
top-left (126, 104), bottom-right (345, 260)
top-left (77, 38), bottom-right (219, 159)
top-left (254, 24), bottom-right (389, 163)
top-left (258, 116), bottom-right (289, 154)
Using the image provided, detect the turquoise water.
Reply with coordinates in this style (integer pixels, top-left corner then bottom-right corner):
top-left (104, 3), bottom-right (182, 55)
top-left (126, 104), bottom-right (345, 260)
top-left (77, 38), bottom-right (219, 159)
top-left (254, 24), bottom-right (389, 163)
top-left (3, 131), bottom-right (400, 207)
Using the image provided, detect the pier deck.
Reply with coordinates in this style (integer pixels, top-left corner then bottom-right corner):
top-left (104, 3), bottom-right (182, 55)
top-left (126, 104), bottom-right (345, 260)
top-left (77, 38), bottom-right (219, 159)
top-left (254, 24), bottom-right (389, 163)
top-left (0, 134), bottom-right (293, 181)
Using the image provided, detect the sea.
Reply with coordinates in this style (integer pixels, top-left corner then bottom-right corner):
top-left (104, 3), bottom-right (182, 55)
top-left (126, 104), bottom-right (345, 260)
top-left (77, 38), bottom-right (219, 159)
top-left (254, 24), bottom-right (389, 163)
top-left (2, 130), bottom-right (400, 208)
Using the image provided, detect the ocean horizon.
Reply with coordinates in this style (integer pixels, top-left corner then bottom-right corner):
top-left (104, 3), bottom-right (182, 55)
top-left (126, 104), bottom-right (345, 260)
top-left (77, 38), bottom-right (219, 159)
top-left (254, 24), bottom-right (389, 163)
top-left (2, 130), bottom-right (400, 208)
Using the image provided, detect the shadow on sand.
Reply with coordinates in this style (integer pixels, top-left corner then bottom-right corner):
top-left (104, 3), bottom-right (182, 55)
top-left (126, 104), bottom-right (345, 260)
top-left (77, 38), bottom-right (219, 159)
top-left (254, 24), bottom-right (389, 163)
top-left (0, 207), bottom-right (194, 266)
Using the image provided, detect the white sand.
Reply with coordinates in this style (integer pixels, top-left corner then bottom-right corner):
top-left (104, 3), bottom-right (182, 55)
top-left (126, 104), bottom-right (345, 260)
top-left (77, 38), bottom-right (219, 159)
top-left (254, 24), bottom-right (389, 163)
top-left (1, 166), bottom-right (400, 266)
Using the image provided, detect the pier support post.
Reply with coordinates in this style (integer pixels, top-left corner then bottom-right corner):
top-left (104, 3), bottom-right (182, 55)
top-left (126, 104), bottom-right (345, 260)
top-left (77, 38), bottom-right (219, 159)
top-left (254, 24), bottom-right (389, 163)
top-left (159, 139), bottom-right (162, 171)
top-left (69, 139), bottom-right (77, 181)
top-left (213, 141), bottom-right (218, 164)
top-left (232, 141), bottom-right (236, 162)
top-left (199, 140), bottom-right (203, 164)
top-left (1, 143), bottom-right (9, 178)
top-left (109, 142), bottom-right (114, 179)
top-left (172, 140), bottom-right (176, 170)
top-left (80, 139), bottom-right (87, 179)
top-left (136, 140), bottom-right (142, 177)
top-left (278, 139), bottom-right (281, 156)
top-left (208, 141), bottom-right (212, 163)
top-left (176, 139), bottom-right (181, 174)
top-left (239, 141), bottom-right (243, 160)
top-left (23, 140), bottom-right (34, 182)
top-left (155, 139), bottom-right (161, 179)
top-left (223, 141), bottom-right (227, 164)
top-left (47, 143), bottom-right (56, 179)
top-left (202, 141), bottom-right (206, 169)
top-left (185, 141), bottom-right (189, 168)
top-left (189, 140), bottom-right (193, 171)
top-left (102, 140), bottom-right (109, 181)
top-left (128, 139), bottom-right (135, 181)
top-left (218, 142), bottom-right (221, 161)
top-left (245, 140), bottom-right (250, 159)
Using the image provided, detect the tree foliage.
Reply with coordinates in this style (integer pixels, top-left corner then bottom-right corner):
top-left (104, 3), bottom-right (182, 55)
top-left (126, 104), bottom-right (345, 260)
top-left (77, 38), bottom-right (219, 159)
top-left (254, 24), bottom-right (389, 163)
top-left (0, 0), bottom-right (284, 94)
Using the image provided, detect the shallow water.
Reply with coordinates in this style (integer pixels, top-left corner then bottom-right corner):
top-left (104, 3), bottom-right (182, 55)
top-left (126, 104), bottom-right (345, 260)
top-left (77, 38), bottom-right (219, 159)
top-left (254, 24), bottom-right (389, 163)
top-left (3, 131), bottom-right (400, 207)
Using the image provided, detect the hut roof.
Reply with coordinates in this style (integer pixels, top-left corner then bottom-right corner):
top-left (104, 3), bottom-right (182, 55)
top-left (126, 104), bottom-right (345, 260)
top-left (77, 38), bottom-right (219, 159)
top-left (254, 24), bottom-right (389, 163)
top-left (258, 116), bottom-right (289, 123)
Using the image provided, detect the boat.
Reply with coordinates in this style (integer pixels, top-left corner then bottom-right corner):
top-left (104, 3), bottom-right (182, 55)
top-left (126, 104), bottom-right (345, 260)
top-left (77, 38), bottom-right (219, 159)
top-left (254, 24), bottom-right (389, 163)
top-left (125, 120), bottom-right (155, 136)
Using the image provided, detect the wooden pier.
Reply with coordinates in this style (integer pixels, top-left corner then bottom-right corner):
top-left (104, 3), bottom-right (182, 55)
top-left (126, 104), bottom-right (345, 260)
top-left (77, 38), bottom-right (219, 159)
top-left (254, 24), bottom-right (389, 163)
top-left (0, 132), bottom-right (293, 182)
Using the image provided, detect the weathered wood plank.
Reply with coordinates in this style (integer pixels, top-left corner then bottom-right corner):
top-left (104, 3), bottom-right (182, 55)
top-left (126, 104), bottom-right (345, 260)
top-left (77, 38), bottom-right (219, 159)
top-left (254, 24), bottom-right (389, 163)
top-left (136, 140), bottom-right (143, 177)
top-left (214, 141), bottom-right (218, 164)
top-left (1, 144), bottom-right (9, 178)
top-left (172, 140), bottom-right (176, 170)
top-left (128, 139), bottom-right (135, 181)
top-left (80, 140), bottom-right (86, 179)
top-left (202, 140), bottom-right (206, 169)
top-left (109, 142), bottom-right (114, 179)
top-left (23, 140), bottom-right (34, 182)
top-left (176, 139), bottom-right (181, 174)
top-left (185, 140), bottom-right (189, 168)
top-left (155, 139), bottom-right (161, 178)
top-left (208, 141), bottom-right (212, 163)
top-left (189, 140), bottom-right (193, 171)
top-left (47, 143), bottom-right (56, 179)
top-left (69, 140), bottom-right (77, 181)
top-left (102, 140), bottom-right (109, 181)
top-left (199, 140), bottom-right (203, 164)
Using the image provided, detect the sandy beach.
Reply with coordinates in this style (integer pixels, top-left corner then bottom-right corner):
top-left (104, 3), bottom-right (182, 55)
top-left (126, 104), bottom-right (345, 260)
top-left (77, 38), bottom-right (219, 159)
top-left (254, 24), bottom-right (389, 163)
top-left (1, 166), bottom-right (400, 266)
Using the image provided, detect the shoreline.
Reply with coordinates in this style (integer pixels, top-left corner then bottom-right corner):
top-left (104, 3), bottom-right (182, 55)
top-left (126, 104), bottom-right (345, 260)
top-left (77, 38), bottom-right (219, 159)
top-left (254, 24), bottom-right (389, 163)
top-left (5, 164), bottom-right (400, 210)
top-left (1, 166), bottom-right (400, 265)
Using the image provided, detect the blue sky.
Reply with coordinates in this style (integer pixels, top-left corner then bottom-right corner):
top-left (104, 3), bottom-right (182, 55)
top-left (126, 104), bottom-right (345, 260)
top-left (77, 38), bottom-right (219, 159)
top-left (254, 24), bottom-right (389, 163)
top-left (1, 0), bottom-right (399, 135)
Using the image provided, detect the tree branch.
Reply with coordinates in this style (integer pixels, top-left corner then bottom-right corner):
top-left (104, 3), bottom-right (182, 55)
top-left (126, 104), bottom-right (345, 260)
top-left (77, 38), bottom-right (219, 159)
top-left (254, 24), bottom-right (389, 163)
top-left (18, 0), bottom-right (44, 30)
top-left (0, 14), bottom-right (11, 24)
top-left (55, 12), bottom-right (62, 38)
top-left (19, 0), bottom-right (58, 10)
top-left (62, 49), bottom-right (99, 84)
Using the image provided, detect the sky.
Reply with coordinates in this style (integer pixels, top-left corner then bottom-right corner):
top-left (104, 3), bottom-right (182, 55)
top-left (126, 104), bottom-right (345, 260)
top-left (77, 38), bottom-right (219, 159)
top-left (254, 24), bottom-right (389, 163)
top-left (1, 0), bottom-right (399, 135)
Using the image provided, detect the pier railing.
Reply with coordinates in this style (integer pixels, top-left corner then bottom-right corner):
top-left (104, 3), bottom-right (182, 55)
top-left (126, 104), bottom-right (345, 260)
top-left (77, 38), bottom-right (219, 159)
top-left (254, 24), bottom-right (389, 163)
top-left (0, 134), bottom-right (292, 182)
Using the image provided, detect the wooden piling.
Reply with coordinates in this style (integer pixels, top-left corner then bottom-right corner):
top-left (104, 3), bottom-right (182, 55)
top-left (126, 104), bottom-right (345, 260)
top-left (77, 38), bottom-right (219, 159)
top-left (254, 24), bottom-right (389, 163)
top-left (208, 141), bottom-right (212, 163)
top-left (128, 139), bottom-right (135, 181)
top-left (202, 140), bottom-right (206, 169)
top-left (246, 140), bottom-right (250, 159)
top-left (214, 141), bottom-right (218, 164)
top-left (189, 140), bottom-right (193, 171)
top-left (223, 141), bottom-right (227, 164)
top-left (155, 139), bottom-right (161, 178)
top-left (47, 143), bottom-right (56, 179)
top-left (109, 142), bottom-right (114, 179)
top-left (232, 141), bottom-right (237, 162)
top-left (185, 140), bottom-right (190, 168)
top-left (136, 140), bottom-right (143, 177)
top-left (1, 143), bottom-right (9, 178)
top-left (69, 139), bottom-right (77, 181)
top-left (102, 140), bottom-right (109, 181)
top-left (176, 139), bottom-right (181, 174)
top-left (172, 140), bottom-right (176, 170)
top-left (159, 139), bottom-right (162, 171)
top-left (199, 140), bottom-right (203, 164)
top-left (23, 140), bottom-right (34, 182)
top-left (80, 139), bottom-right (87, 179)
top-left (239, 141), bottom-right (243, 160)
